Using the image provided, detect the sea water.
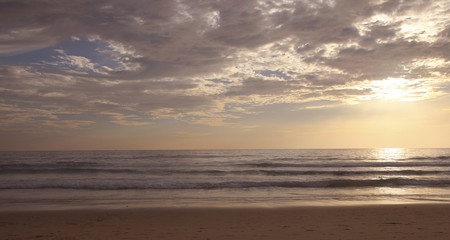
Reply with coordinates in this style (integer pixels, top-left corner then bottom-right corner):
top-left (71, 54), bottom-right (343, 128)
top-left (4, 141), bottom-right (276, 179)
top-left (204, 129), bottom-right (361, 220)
top-left (1, 148), bottom-right (450, 210)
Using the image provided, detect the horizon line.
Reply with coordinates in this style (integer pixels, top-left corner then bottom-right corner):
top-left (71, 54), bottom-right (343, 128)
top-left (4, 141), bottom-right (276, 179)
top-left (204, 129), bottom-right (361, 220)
top-left (1, 147), bottom-right (449, 152)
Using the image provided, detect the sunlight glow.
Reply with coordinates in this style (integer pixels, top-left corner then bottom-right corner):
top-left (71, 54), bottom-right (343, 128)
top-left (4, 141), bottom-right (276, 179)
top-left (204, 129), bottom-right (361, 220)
top-left (366, 77), bottom-right (438, 102)
top-left (370, 78), bottom-right (410, 100)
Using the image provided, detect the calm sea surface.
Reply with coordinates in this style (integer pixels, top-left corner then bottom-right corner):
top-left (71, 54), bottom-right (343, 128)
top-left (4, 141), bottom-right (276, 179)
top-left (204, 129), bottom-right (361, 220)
top-left (1, 148), bottom-right (450, 210)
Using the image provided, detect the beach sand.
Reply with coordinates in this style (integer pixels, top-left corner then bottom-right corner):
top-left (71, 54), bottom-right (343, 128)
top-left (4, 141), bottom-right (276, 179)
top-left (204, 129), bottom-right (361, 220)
top-left (1, 204), bottom-right (449, 239)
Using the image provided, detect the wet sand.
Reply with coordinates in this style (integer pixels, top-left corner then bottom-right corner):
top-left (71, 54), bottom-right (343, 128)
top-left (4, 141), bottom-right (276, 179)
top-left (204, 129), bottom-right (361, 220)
top-left (1, 204), bottom-right (449, 239)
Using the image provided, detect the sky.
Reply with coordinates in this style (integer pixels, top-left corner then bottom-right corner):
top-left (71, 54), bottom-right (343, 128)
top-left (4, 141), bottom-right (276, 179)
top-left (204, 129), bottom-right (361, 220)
top-left (0, 0), bottom-right (449, 150)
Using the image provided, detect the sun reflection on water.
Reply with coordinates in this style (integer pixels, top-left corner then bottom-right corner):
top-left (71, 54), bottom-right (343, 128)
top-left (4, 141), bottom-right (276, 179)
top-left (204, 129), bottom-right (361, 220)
top-left (370, 148), bottom-right (410, 204)
top-left (375, 148), bottom-right (405, 162)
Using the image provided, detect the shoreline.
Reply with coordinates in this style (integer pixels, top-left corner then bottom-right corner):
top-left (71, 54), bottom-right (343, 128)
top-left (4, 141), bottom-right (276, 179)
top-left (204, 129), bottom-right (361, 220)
top-left (2, 204), bottom-right (450, 239)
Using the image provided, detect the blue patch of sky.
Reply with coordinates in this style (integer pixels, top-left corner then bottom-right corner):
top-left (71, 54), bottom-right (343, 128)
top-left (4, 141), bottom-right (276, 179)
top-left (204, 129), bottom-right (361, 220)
top-left (0, 46), bottom-right (55, 65)
top-left (0, 37), bottom-right (120, 70)
top-left (205, 78), bottom-right (233, 88)
top-left (255, 70), bottom-right (292, 80)
top-left (207, 78), bottom-right (233, 84)
top-left (58, 37), bottom-right (120, 69)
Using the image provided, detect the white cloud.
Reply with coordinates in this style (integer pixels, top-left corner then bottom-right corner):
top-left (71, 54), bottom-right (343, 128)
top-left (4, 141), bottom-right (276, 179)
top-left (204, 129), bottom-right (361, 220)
top-left (44, 49), bottom-right (103, 74)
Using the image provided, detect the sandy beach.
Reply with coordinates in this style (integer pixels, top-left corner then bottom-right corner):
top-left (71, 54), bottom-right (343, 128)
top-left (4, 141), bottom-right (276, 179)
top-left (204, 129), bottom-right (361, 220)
top-left (1, 204), bottom-right (449, 240)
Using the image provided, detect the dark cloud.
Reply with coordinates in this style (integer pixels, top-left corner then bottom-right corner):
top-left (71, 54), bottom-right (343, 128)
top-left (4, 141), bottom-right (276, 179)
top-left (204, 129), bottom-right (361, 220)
top-left (284, 0), bottom-right (371, 48)
top-left (205, 0), bottom-right (285, 48)
top-left (439, 25), bottom-right (450, 39)
top-left (318, 40), bottom-right (450, 80)
top-left (359, 22), bottom-right (400, 48)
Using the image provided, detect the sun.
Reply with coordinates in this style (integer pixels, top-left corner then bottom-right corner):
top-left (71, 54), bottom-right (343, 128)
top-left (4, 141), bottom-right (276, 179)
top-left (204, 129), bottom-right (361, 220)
top-left (369, 78), bottom-right (410, 100)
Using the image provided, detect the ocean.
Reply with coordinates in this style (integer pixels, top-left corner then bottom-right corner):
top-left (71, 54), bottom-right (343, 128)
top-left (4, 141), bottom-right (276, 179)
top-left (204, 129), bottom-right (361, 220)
top-left (1, 148), bottom-right (450, 210)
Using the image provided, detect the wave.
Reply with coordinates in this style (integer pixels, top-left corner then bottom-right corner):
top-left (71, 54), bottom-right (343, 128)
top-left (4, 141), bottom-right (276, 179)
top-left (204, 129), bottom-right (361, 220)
top-left (256, 170), bottom-right (450, 176)
top-left (243, 161), bottom-right (450, 168)
top-left (0, 161), bottom-right (100, 168)
top-left (0, 168), bottom-right (137, 175)
top-left (2, 154), bottom-right (448, 171)
top-left (131, 153), bottom-right (256, 160)
top-left (253, 155), bottom-right (450, 162)
top-left (405, 155), bottom-right (450, 161)
top-left (1, 168), bottom-right (450, 177)
top-left (2, 178), bottom-right (450, 190)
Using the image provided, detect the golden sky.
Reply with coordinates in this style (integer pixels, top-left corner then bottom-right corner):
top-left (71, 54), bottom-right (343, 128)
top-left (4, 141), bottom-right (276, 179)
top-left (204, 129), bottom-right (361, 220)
top-left (0, 0), bottom-right (449, 150)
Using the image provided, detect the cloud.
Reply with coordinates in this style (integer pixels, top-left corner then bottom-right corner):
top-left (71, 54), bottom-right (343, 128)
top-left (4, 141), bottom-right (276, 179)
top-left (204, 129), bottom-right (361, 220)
top-left (225, 78), bottom-right (301, 96)
top-left (0, 0), bottom-right (449, 132)
top-left (315, 40), bottom-right (450, 80)
top-left (176, 131), bottom-right (210, 137)
top-left (41, 120), bottom-right (94, 129)
top-left (105, 113), bottom-right (152, 126)
top-left (0, 101), bottom-right (95, 132)
top-left (45, 49), bottom-right (105, 74)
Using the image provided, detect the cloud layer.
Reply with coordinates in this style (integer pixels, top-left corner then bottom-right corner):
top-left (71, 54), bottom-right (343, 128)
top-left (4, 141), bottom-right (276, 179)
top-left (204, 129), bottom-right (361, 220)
top-left (0, 0), bottom-right (449, 133)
